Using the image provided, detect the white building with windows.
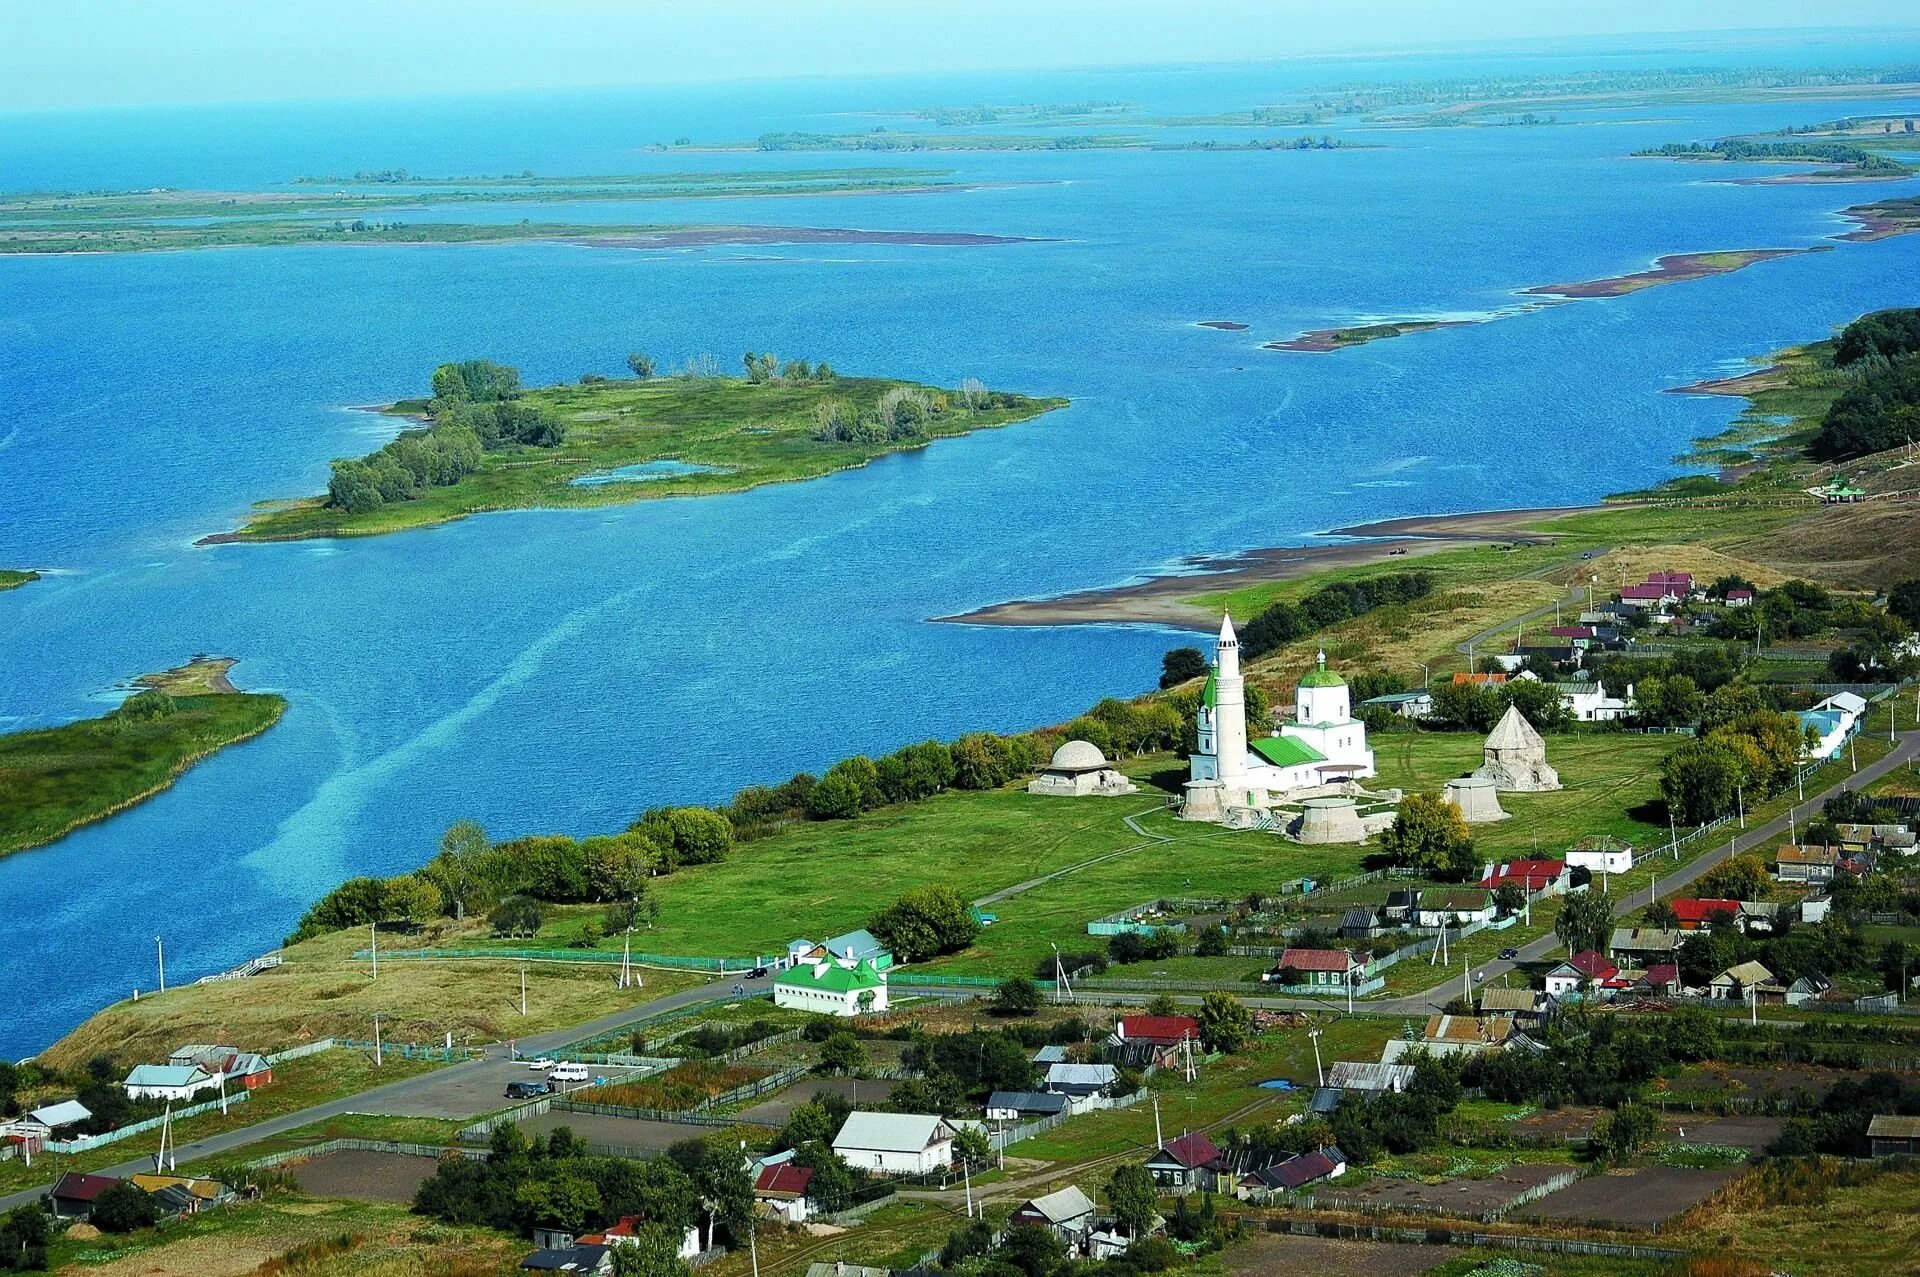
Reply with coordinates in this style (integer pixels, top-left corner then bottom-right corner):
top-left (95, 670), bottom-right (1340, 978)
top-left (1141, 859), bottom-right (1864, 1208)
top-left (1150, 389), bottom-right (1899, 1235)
top-left (832, 1112), bottom-right (954, 1175)
top-left (1184, 614), bottom-right (1374, 822)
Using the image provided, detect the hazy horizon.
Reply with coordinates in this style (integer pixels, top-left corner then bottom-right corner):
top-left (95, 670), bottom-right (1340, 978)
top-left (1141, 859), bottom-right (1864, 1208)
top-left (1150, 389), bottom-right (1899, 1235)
top-left (5, 2), bottom-right (1918, 114)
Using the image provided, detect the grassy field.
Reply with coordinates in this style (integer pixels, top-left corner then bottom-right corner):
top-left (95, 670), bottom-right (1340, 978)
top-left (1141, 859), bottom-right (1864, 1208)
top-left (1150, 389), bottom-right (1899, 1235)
top-left (228, 374), bottom-right (1064, 540)
top-left (41, 923), bottom-right (706, 1071)
top-left (46, 1195), bottom-right (518, 1277)
top-left (0, 658), bottom-right (285, 858)
top-left (0, 1049), bottom-right (443, 1195)
top-left (1693, 1166), bottom-right (1920, 1277)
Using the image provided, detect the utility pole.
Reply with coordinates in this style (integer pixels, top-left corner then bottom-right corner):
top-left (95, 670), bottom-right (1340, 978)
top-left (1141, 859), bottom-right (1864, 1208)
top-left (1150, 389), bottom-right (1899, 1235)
top-left (1153, 1096), bottom-right (1163, 1151)
top-left (1736, 786), bottom-right (1745, 830)
top-left (1308, 1028), bottom-right (1324, 1087)
top-left (371, 923), bottom-right (378, 981)
top-left (749, 1222), bottom-right (759, 1277)
top-left (521, 967), bottom-right (528, 1016)
top-left (1668, 810), bottom-right (1678, 861)
top-left (156, 935), bottom-right (166, 994)
top-left (374, 1014), bottom-right (383, 1066)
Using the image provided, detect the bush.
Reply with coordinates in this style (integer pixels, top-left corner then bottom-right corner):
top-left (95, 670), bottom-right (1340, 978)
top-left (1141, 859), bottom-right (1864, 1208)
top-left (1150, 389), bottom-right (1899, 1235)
top-left (868, 885), bottom-right (979, 962)
top-left (992, 976), bottom-right (1042, 1016)
top-left (91, 1183), bottom-right (160, 1234)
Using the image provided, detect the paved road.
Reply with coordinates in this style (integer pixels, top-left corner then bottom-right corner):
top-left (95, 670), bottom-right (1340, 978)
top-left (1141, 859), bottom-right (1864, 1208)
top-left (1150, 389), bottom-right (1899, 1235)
top-left (0, 970), bottom-right (777, 1213)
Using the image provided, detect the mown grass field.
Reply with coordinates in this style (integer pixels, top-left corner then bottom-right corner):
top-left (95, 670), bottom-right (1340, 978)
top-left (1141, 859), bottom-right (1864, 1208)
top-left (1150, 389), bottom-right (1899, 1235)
top-left (232, 375), bottom-right (1064, 540)
top-left (42, 923), bottom-right (705, 1071)
top-left (0, 677), bottom-right (285, 858)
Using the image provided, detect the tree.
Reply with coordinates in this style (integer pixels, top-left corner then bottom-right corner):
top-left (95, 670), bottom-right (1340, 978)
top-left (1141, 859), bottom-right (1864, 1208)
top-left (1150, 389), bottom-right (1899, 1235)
top-left (790, 1144), bottom-right (857, 1211)
top-left (381, 873), bottom-right (442, 924)
top-left (1431, 679), bottom-right (1501, 731)
top-left (610, 1225), bottom-right (694, 1277)
top-left (804, 771), bottom-right (863, 820)
top-left (1691, 854), bottom-right (1772, 902)
top-left (1632, 674), bottom-right (1703, 728)
top-left (694, 1143), bottom-right (755, 1240)
top-left (0, 1204), bottom-right (49, 1272)
top-left (1197, 991), bottom-right (1253, 1054)
top-left (817, 1031), bottom-right (867, 1076)
top-left (1106, 1163), bottom-right (1159, 1238)
top-left (91, 1183), bottom-right (160, 1234)
top-left (1644, 899), bottom-right (1679, 930)
top-left (1160, 646), bottom-right (1208, 689)
top-left (868, 885), bottom-right (979, 962)
top-left (995, 1223), bottom-right (1068, 1277)
top-left (634, 807), bottom-right (733, 866)
top-left (992, 976), bottom-right (1042, 1016)
top-left (491, 895), bottom-right (543, 938)
top-left (1493, 882), bottom-right (1528, 916)
top-left (1889, 578), bottom-right (1920, 630)
top-left (626, 352), bottom-right (656, 379)
top-left (1378, 793), bottom-right (1476, 880)
top-left (1593, 1101), bottom-right (1658, 1164)
top-left (1500, 678), bottom-right (1572, 732)
top-left (1660, 738), bottom-right (1744, 825)
top-left (950, 732), bottom-right (1014, 789)
top-left (952, 1123), bottom-right (993, 1170)
top-left (1555, 889), bottom-right (1613, 956)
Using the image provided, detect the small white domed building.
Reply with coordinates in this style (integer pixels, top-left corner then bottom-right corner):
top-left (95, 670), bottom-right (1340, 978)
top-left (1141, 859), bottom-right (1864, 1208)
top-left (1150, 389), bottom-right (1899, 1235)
top-left (1028, 740), bottom-right (1139, 797)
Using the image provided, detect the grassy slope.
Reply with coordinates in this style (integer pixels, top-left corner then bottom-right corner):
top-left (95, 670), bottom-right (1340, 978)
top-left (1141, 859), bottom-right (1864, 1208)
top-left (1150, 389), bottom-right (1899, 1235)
top-left (230, 376), bottom-right (1065, 540)
top-left (41, 924), bottom-right (707, 1071)
top-left (0, 676), bottom-right (285, 858)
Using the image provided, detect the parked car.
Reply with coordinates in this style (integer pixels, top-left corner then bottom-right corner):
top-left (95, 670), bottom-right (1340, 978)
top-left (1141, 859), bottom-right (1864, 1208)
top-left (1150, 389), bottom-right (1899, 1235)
top-left (550, 1063), bottom-right (590, 1084)
top-left (526, 1058), bottom-right (555, 1071)
top-left (505, 1080), bottom-right (552, 1099)
top-left (748, 966), bottom-right (770, 980)
top-left (1498, 947), bottom-right (1519, 961)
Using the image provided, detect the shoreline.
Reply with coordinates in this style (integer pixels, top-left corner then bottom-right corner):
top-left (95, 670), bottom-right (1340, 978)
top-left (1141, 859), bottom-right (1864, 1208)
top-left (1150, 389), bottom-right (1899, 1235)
top-left (936, 504), bottom-right (1610, 630)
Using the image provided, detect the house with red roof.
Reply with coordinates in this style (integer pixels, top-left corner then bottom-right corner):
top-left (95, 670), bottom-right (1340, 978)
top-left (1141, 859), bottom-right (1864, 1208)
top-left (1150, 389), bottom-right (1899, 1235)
top-left (1451, 672), bottom-right (1508, 685)
top-left (576, 1214), bottom-right (702, 1261)
top-left (1265, 948), bottom-right (1365, 989)
top-left (1724, 588), bottom-right (1755, 607)
top-left (753, 1163), bottom-right (815, 1223)
top-left (1145, 1131), bottom-right (1232, 1193)
top-left (1671, 898), bottom-right (1742, 931)
top-left (1239, 1146), bottom-right (1348, 1197)
top-left (49, 1172), bottom-right (120, 1219)
top-left (1544, 950), bottom-right (1629, 999)
top-left (1478, 859), bottom-right (1569, 896)
top-left (1638, 964), bottom-right (1681, 996)
top-left (1114, 1014), bottom-right (1200, 1046)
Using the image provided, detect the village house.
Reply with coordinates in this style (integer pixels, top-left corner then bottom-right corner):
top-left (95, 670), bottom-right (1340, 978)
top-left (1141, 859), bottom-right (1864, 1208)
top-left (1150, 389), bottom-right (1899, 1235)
top-left (985, 1091), bottom-right (1069, 1122)
top-left (0, 1099), bottom-right (91, 1148)
top-left (1478, 859), bottom-right (1569, 896)
top-left (832, 1112), bottom-right (954, 1176)
top-left (1339, 906), bottom-right (1384, 940)
top-left (1145, 1131), bottom-right (1233, 1193)
top-left (1774, 844), bottom-right (1840, 884)
top-left (1543, 950), bottom-right (1627, 999)
top-left (1609, 927), bottom-right (1684, 967)
top-left (1868, 1114), bottom-right (1920, 1156)
top-left (1239, 1145), bottom-right (1347, 1197)
top-left (519, 1244), bottom-right (609, 1273)
top-left (773, 956), bottom-right (888, 1017)
top-left (128, 1173), bottom-right (234, 1217)
top-left (1110, 1014), bottom-right (1201, 1066)
top-left (753, 1163), bottom-right (815, 1224)
top-left (1266, 947), bottom-right (1367, 988)
top-left (1326, 1061), bottom-right (1413, 1093)
top-left (1671, 898), bottom-right (1743, 932)
top-left (1552, 682), bottom-right (1632, 722)
top-left (1360, 689), bottom-right (1433, 719)
top-left (785, 928), bottom-right (894, 970)
top-left (1566, 835), bottom-right (1634, 876)
top-left (1381, 888), bottom-right (1423, 926)
top-left (170, 1045), bottom-right (273, 1090)
top-left (1044, 1062), bottom-right (1118, 1099)
top-left (1637, 963), bottom-right (1682, 996)
top-left (1724, 587), bottom-right (1755, 607)
top-left (48, 1172), bottom-right (120, 1219)
top-left (1011, 1185), bottom-right (1097, 1247)
top-left (122, 1064), bottom-right (216, 1103)
top-left (1415, 890), bottom-right (1495, 929)
top-left (1710, 960), bottom-right (1776, 1001)
top-left (1799, 708), bottom-right (1851, 761)
top-left (1478, 987), bottom-right (1548, 1022)
top-left (1406, 1013), bottom-right (1518, 1057)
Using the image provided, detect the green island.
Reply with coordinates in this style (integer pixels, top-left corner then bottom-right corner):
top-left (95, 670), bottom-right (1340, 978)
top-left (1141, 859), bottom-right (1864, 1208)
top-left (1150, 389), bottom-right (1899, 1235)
top-left (0, 568), bottom-right (38, 591)
top-left (743, 129), bottom-right (1364, 152)
top-left (13, 310), bottom-right (1920, 1277)
top-left (1633, 137), bottom-right (1915, 179)
top-left (0, 657), bottom-right (285, 859)
top-left (216, 358), bottom-right (1064, 542)
top-left (0, 169), bottom-right (1002, 256)
top-left (1263, 319), bottom-right (1471, 352)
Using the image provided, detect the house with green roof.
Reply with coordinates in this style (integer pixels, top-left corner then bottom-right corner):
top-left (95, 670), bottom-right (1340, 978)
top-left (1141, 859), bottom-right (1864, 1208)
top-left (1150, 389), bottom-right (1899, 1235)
top-left (774, 957), bottom-right (888, 1017)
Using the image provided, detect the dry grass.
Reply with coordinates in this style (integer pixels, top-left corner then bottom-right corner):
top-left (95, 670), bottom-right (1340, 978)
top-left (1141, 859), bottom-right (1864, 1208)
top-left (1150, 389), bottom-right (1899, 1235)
top-left (1726, 498), bottom-right (1920, 589)
top-left (41, 924), bottom-right (703, 1070)
top-left (1548, 544), bottom-right (1792, 594)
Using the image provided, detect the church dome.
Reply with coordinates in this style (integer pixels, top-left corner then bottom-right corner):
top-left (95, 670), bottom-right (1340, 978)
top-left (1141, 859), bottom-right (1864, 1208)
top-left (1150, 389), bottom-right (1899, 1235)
top-left (1299, 649), bottom-right (1346, 688)
top-left (1049, 740), bottom-right (1110, 772)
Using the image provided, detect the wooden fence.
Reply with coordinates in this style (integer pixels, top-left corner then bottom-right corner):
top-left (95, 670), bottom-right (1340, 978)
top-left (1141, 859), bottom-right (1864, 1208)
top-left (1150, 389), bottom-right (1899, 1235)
top-left (1228, 1215), bottom-right (1686, 1263)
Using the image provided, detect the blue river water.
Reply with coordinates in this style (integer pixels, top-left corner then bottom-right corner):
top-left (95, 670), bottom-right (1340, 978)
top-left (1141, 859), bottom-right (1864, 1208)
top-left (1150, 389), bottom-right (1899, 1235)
top-left (5, 40), bottom-right (1920, 1057)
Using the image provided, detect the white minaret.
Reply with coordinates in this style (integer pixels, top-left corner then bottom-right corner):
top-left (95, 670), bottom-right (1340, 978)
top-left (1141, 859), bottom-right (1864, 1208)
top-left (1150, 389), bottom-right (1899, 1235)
top-left (1214, 613), bottom-right (1248, 784)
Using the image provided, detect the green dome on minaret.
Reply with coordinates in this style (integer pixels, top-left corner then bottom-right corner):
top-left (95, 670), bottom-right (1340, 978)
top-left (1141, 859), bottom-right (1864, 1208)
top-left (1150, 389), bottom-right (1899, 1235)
top-left (1298, 649), bottom-right (1346, 689)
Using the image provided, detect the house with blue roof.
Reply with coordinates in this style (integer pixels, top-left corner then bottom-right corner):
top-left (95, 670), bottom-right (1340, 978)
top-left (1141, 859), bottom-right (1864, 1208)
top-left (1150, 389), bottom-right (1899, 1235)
top-left (1798, 709), bottom-right (1849, 761)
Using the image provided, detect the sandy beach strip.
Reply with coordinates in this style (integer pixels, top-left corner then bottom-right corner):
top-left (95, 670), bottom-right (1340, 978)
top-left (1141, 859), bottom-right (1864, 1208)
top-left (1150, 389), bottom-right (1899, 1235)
top-left (937, 504), bottom-right (1608, 631)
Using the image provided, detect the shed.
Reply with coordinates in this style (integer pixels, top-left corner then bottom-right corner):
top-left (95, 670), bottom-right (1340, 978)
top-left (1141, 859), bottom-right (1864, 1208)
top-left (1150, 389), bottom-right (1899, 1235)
top-left (1868, 1114), bottom-right (1920, 1156)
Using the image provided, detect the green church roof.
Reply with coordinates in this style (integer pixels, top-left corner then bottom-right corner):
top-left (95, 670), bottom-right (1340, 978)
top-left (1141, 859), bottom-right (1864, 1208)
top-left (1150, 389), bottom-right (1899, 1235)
top-left (1250, 735), bottom-right (1327, 768)
top-left (1202, 670), bottom-right (1218, 708)
top-left (1299, 669), bottom-right (1346, 688)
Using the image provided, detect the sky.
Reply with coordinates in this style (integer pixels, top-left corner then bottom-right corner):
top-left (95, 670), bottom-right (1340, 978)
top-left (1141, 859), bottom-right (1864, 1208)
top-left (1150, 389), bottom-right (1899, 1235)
top-left (4, 0), bottom-right (1917, 112)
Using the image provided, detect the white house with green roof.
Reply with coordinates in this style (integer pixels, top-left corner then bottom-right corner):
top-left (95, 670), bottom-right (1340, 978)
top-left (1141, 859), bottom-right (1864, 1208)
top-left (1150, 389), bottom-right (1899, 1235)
top-left (1185, 615), bottom-right (1374, 822)
top-left (774, 956), bottom-right (888, 1017)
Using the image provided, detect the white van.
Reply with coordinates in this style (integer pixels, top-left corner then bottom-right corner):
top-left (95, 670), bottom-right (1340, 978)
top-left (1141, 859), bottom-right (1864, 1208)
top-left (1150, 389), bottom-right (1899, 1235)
top-left (549, 1062), bottom-right (590, 1084)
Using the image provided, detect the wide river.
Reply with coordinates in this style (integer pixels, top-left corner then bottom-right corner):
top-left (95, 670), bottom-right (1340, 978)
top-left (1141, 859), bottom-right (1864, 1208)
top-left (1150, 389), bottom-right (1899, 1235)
top-left (5, 40), bottom-right (1920, 1057)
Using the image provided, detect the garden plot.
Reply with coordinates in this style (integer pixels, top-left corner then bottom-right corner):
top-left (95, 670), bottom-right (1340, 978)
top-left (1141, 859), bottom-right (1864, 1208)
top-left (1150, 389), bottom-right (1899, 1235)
top-left (1314, 1163), bottom-right (1574, 1220)
top-left (1515, 1165), bottom-right (1742, 1230)
top-left (290, 1149), bottom-right (442, 1203)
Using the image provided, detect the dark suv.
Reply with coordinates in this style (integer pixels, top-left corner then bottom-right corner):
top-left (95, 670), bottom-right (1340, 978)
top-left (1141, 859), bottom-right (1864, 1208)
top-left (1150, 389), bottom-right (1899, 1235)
top-left (505, 1080), bottom-right (552, 1099)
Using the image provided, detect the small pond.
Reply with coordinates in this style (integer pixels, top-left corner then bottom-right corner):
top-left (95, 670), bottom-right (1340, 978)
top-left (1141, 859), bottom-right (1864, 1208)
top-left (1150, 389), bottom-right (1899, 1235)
top-left (569, 459), bottom-right (729, 487)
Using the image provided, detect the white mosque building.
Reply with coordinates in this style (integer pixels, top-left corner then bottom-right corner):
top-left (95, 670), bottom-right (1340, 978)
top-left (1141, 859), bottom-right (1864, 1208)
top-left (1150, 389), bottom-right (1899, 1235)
top-left (1183, 613), bottom-right (1375, 822)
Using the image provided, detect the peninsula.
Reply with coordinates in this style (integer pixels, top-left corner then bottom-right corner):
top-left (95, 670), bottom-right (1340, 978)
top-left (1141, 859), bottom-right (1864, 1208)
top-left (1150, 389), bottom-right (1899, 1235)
top-left (214, 359), bottom-right (1065, 542)
top-left (0, 657), bottom-right (285, 858)
top-left (1631, 138), bottom-right (1914, 180)
top-left (0, 569), bottom-right (37, 591)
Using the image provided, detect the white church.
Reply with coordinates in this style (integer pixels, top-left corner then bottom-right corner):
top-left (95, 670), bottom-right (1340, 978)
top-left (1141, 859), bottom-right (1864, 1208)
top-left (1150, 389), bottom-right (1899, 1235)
top-left (1183, 613), bottom-right (1375, 822)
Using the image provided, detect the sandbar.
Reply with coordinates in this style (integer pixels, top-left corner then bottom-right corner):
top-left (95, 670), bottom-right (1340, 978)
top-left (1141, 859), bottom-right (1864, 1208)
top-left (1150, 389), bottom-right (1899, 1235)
top-left (1522, 248), bottom-right (1811, 299)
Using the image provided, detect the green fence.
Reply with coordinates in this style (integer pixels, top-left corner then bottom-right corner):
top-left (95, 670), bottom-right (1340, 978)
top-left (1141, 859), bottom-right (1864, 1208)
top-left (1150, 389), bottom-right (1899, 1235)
top-left (351, 946), bottom-right (758, 972)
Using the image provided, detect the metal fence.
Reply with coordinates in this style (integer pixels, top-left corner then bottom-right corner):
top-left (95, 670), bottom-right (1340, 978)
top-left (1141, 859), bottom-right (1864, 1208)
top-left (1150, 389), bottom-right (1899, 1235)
top-left (351, 945), bottom-right (758, 972)
top-left (265, 1039), bottom-right (337, 1065)
top-left (1229, 1215), bottom-right (1686, 1262)
top-left (552, 1064), bottom-right (812, 1125)
top-left (239, 1138), bottom-right (477, 1171)
top-left (47, 1090), bottom-right (253, 1154)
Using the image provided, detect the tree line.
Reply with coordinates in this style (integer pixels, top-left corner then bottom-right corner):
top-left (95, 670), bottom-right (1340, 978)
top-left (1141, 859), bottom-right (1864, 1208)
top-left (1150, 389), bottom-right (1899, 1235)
top-left (1812, 307), bottom-right (1920, 459)
top-left (326, 360), bottom-right (566, 516)
top-left (1634, 138), bottom-right (1908, 172)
